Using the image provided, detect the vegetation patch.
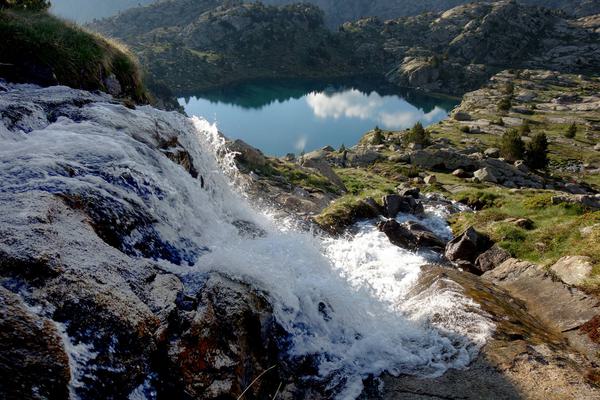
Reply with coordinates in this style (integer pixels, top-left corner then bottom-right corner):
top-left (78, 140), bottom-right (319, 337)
top-left (0, 8), bottom-right (148, 102)
top-left (448, 188), bottom-right (600, 286)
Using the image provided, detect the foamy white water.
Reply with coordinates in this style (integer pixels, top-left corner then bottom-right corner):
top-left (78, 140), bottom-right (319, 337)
top-left (0, 85), bottom-right (494, 398)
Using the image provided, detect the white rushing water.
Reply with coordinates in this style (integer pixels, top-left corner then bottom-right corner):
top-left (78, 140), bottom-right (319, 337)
top-left (0, 85), bottom-right (494, 398)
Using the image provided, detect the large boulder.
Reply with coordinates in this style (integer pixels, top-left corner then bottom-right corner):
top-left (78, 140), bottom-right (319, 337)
top-left (302, 156), bottom-right (347, 191)
top-left (228, 139), bottom-right (268, 168)
top-left (445, 227), bottom-right (492, 272)
top-left (550, 256), bottom-right (594, 287)
top-left (410, 148), bottom-right (480, 171)
top-left (378, 219), bottom-right (445, 251)
top-left (475, 244), bottom-right (511, 274)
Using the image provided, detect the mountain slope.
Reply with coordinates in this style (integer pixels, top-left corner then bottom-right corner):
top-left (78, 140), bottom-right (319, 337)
top-left (264, 0), bottom-right (600, 27)
top-left (91, 0), bottom-right (600, 96)
top-left (50, 0), bottom-right (156, 23)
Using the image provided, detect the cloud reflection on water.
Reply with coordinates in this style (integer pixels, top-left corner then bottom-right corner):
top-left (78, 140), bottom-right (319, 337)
top-left (306, 89), bottom-right (447, 130)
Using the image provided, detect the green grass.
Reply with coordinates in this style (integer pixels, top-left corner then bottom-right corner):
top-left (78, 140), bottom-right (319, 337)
top-left (0, 10), bottom-right (148, 102)
top-left (448, 188), bottom-right (600, 287)
top-left (258, 159), bottom-right (341, 194)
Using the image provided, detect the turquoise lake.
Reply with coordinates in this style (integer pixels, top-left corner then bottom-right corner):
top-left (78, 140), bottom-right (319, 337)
top-left (179, 80), bottom-right (458, 156)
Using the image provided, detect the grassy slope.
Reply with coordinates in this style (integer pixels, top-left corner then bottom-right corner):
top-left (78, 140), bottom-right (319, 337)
top-left (0, 9), bottom-right (148, 102)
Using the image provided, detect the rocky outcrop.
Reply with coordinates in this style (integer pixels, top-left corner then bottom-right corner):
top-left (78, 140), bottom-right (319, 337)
top-left (376, 266), bottom-right (600, 400)
top-left (382, 194), bottom-right (424, 218)
top-left (550, 256), bottom-right (594, 287)
top-left (445, 227), bottom-right (493, 274)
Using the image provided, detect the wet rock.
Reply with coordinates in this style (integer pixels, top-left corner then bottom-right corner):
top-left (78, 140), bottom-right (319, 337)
top-left (445, 227), bottom-right (492, 269)
top-left (228, 139), bottom-right (267, 168)
top-left (0, 287), bottom-right (71, 399)
top-left (166, 273), bottom-right (283, 399)
top-left (475, 244), bottom-right (511, 274)
top-left (397, 184), bottom-right (420, 199)
top-left (378, 219), bottom-right (445, 251)
top-left (550, 256), bottom-right (593, 287)
top-left (382, 194), bottom-right (424, 218)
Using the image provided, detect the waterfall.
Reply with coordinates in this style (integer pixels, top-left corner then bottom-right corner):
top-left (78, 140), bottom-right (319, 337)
top-left (0, 83), bottom-right (494, 398)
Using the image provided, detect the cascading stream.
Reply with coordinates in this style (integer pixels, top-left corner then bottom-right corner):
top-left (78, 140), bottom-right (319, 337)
top-left (0, 84), bottom-right (494, 399)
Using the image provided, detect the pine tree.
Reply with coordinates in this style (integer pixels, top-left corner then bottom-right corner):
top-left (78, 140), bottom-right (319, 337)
top-left (525, 132), bottom-right (549, 170)
top-left (500, 129), bottom-right (525, 162)
top-left (565, 123), bottom-right (577, 139)
top-left (404, 122), bottom-right (430, 146)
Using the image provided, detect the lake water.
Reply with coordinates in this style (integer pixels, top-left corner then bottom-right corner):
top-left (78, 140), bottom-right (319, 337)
top-left (179, 79), bottom-right (458, 156)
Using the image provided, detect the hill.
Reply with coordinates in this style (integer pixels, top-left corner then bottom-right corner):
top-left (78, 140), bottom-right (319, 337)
top-left (49, 0), bottom-right (156, 23)
top-left (0, 8), bottom-right (149, 102)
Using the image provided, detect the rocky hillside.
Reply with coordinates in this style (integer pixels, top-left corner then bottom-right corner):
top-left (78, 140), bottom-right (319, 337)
top-left (264, 0), bottom-right (600, 27)
top-left (91, 1), bottom-right (363, 94)
top-left (91, 0), bottom-right (600, 96)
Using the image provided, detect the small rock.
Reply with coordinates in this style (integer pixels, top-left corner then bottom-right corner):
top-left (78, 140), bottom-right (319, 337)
top-left (424, 175), bottom-right (437, 185)
top-left (322, 145), bottom-right (335, 152)
top-left (550, 256), bottom-right (593, 287)
top-left (453, 111), bottom-right (472, 121)
top-left (484, 148), bottom-right (500, 158)
top-left (228, 139), bottom-right (267, 167)
top-left (514, 160), bottom-right (529, 173)
top-left (452, 168), bottom-right (471, 178)
top-left (284, 153), bottom-right (295, 161)
top-left (474, 168), bottom-right (498, 183)
top-left (413, 176), bottom-right (424, 184)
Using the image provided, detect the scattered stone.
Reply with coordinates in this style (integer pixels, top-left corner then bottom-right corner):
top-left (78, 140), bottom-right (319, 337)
top-left (413, 176), bottom-right (424, 184)
top-left (302, 157), bottom-right (346, 191)
top-left (552, 194), bottom-right (600, 209)
top-left (550, 256), bottom-right (594, 287)
top-left (322, 145), bottom-right (335, 152)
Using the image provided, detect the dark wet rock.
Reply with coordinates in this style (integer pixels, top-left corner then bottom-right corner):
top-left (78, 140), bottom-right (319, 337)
top-left (397, 184), bottom-right (420, 199)
top-left (228, 139), bottom-right (267, 168)
top-left (378, 219), bottom-right (445, 251)
top-left (382, 194), bottom-right (424, 218)
top-left (232, 219), bottom-right (267, 239)
top-left (165, 273), bottom-right (284, 399)
top-left (475, 244), bottom-right (511, 274)
top-left (0, 287), bottom-right (71, 400)
top-left (445, 227), bottom-right (493, 271)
